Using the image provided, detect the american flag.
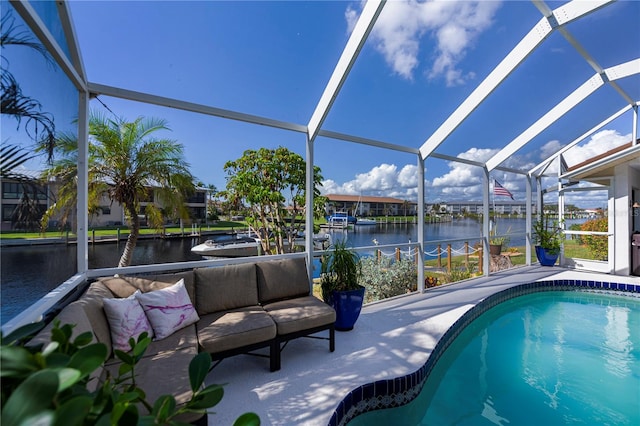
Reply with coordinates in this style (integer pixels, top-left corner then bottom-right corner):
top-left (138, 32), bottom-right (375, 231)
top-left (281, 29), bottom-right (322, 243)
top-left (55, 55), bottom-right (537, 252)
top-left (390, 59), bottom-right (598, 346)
top-left (494, 180), bottom-right (514, 200)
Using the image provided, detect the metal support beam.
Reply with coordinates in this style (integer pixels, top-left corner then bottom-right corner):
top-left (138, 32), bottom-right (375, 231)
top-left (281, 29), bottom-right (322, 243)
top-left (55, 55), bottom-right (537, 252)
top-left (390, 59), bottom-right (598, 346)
top-left (88, 83), bottom-right (308, 134)
top-left (419, 0), bottom-right (611, 160)
top-left (305, 135), bottom-right (315, 291)
top-left (10, 0), bottom-right (86, 91)
top-left (77, 90), bottom-right (89, 273)
top-left (482, 168), bottom-right (490, 276)
top-left (536, 176), bottom-right (544, 220)
top-left (307, 0), bottom-right (385, 142)
top-left (318, 129), bottom-right (418, 155)
top-left (417, 155), bottom-right (425, 292)
top-left (633, 105), bottom-right (638, 146)
top-left (529, 105), bottom-right (632, 176)
top-left (557, 156), bottom-right (565, 266)
top-left (604, 59), bottom-right (640, 84)
top-left (525, 175), bottom-right (532, 266)
top-left (57, 0), bottom-right (87, 84)
top-left (486, 72), bottom-right (605, 171)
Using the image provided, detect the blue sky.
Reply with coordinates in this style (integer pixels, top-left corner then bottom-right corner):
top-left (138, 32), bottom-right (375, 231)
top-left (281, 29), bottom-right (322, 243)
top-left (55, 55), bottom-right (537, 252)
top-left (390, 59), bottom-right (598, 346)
top-left (6, 1), bottom-right (638, 209)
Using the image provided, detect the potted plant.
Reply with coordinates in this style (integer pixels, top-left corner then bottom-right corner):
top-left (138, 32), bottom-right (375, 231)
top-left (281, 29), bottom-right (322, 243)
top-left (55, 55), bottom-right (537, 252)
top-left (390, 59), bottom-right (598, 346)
top-left (532, 214), bottom-right (562, 266)
top-left (489, 226), bottom-right (511, 255)
top-left (320, 240), bottom-right (365, 331)
top-left (489, 235), bottom-right (509, 255)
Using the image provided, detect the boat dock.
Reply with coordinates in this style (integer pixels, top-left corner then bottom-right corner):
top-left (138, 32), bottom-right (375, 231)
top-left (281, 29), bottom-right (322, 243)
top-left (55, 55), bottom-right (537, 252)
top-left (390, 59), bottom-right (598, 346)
top-left (319, 216), bottom-right (351, 230)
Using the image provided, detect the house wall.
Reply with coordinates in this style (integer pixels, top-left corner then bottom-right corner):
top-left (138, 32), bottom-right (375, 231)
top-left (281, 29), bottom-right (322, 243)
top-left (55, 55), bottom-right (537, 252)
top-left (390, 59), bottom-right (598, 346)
top-left (0, 177), bottom-right (207, 230)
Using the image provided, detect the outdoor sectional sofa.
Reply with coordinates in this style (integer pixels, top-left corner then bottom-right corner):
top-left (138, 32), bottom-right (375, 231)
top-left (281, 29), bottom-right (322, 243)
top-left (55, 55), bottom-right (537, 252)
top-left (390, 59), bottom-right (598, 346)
top-left (28, 256), bottom-right (336, 422)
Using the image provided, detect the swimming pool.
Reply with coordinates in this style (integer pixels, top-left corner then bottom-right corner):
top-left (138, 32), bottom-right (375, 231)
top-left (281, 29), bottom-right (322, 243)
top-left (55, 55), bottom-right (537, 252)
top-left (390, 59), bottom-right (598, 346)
top-left (329, 280), bottom-right (640, 426)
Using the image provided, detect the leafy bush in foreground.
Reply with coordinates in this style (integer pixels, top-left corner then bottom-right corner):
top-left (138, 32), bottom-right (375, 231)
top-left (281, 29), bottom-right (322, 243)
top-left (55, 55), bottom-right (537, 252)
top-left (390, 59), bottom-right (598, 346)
top-left (1, 321), bottom-right (260, 426)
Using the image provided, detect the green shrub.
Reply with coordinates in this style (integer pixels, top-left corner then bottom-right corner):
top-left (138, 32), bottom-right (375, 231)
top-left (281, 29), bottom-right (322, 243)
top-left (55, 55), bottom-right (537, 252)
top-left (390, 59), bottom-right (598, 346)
top-left (1, 321), bottom-right (259, 426)
top-left (581, 218), bottom-right (608, 260)
top-left (359, 257), bottom-right (417, 303)
top-left (568, 223), bottom-right (583, 244)
top-left (443, 267), bottom-right (472, 284)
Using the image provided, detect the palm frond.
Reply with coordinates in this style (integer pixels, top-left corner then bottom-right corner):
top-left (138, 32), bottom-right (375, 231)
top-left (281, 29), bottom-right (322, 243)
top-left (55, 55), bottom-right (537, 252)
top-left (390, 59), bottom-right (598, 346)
top-left (1, 11), bottom-right (56, 161)
top-left (1, 12), bottom-right (52, 61)
top-left (0, 144), bottom-right (35, 181)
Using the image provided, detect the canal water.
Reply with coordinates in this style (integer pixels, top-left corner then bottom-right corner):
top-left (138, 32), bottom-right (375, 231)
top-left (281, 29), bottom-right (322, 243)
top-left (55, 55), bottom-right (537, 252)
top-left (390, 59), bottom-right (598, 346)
top-left (0, 217), bottom-right (571, 325)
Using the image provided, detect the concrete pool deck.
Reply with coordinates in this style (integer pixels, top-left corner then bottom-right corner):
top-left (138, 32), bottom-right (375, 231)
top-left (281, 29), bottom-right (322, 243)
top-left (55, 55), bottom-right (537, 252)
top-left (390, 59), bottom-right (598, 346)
top-left (208, 266), bottom-right (639, 425)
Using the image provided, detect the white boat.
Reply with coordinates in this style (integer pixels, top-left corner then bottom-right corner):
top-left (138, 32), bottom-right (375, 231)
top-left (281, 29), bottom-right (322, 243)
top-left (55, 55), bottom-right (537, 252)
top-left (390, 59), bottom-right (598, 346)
top-left (191, 234), bottom-right (260, 258)
top-left (355, 218), bottom-right (377, 226)
top-left (192, 231), bottom-right (332, 258)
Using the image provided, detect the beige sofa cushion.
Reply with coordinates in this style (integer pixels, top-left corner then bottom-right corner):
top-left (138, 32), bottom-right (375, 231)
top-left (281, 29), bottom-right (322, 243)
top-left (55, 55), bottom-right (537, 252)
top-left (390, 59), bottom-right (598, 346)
top-left (256, 257), bottom-right (310, 304)
top-left (141, 324), bottom-right (198, 357)
top-left (99, 271), bottom-right (195, 302)
top-left (98, 276), bottom-right (142, 298)
top-left (194, 263), bottom-right (258, 314)
top-left (77, 282), bottom-right (116, 355)
top-left (148, 271), bottom-right (196, 303)
top-left (197, 307), bottom-right (276, 353)
top-left (263, 296), bottom-right (336, 335)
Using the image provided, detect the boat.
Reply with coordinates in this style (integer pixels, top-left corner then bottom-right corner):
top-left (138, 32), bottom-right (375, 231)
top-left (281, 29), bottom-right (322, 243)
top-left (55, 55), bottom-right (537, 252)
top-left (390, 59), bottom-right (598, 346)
top-left (191, 234), bottom-right (260, 258)
top-left (191, 231), bottom-right (332, 258)
top-left (355, 218), bottom-right (377, 226)
top-left (326, 212), bottom-right (357, 224)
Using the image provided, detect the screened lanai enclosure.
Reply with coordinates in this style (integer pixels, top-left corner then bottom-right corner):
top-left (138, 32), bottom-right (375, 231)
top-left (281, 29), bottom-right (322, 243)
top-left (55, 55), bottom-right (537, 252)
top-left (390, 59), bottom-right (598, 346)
top-left (1, 0), bottom-right (639, 333)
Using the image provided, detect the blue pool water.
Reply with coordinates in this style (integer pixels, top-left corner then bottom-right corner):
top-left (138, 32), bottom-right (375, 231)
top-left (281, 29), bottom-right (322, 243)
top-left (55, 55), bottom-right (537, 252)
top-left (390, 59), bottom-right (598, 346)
top-left (348, 291), bottom-right (640, 425)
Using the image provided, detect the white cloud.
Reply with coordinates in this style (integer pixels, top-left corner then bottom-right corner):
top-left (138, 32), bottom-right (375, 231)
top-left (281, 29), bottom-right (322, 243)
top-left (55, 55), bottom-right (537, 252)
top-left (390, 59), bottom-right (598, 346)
top-left (430, 148), bottom-right (497, 199)
top-left (320, 129), bottom-right (629, 206)
top-left (321, 163), bottom-right (420, 198)
top-left (564, 129), bottom-right (631, 166)
top-left (347, 1), bottom-right (501, 85)
top-left (540, 130), bottom-right (630, 175)
top-left (527, 130), bottom-right (630, 207)
top-left (539, 139), bottom-right (564, 160)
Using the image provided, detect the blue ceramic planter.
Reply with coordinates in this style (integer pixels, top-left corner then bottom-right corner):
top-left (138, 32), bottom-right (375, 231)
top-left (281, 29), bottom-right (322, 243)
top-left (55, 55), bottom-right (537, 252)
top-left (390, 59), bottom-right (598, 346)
top-left (535, 245), bottom-right (559, 266)
top-left (332, 286), bottom-right (365, 331)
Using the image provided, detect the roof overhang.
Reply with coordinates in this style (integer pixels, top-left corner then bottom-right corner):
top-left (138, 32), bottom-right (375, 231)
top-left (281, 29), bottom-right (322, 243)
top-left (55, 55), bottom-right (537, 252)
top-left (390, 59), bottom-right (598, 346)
top-left (562, 144), bottom-right (640, 185)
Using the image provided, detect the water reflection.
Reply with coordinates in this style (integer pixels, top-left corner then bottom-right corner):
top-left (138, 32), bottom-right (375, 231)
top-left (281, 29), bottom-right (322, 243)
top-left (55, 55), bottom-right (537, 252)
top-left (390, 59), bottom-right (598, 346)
top-left (0, 218), bottom-right (577, 324)
top-left (1, 237), bottom-right (203, 324)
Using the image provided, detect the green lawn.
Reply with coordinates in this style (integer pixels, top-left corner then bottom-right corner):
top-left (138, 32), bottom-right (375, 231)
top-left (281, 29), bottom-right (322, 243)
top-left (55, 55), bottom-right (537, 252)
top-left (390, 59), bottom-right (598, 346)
top-left (0, 221), bottom-right (248, 240)
top-left (421, 240), bottom-right (600, 284)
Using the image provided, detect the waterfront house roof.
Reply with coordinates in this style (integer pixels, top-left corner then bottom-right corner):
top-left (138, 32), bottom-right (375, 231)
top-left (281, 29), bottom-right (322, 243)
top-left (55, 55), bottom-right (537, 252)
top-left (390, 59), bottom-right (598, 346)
top-left (565, 139), bottom-right (640, 185)
top-left (325, 194), bottom-right (412, 204)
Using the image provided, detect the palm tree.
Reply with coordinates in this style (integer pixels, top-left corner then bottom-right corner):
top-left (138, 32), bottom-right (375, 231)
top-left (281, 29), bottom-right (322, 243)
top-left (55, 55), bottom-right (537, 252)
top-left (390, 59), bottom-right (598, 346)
top-left (43, 112), bottom-right (195, 267)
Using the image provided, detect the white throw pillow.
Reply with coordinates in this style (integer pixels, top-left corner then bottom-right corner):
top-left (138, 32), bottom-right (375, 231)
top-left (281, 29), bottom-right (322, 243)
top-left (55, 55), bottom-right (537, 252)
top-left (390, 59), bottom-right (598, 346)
top-left (103, 290), bottom-right (154, 351)
top-left (135, 279), bottom-right (199, 340)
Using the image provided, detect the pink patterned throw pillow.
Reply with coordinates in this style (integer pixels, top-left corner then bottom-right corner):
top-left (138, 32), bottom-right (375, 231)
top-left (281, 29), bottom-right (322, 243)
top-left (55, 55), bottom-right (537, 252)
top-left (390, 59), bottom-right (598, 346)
top-left (135, 279), bottom-right (200, 340)
top-left (103, 290), bottom-right (154, 351)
